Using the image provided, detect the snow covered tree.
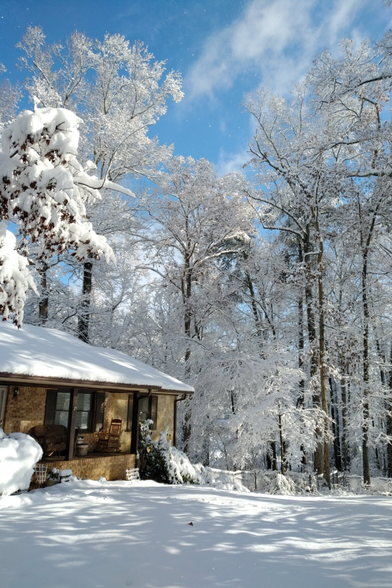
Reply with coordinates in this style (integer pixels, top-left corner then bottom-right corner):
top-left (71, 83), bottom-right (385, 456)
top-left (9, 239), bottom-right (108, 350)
top-left (136, 156), bottom-right (255, 454)
top-left (0, 222), bottom-right (36, 324)
top-left (309, 37), bottom-right (392, 484)
top-left (142, 157), bottom-right (252, 373)
top-left (244, 86), bottom-right (340, 485)
top-left (0, 105), bottom-right (118, 325)
top-left (17, 27), bottom-right (183, 341)
top-left (0, 64), bottom-right (21, 129)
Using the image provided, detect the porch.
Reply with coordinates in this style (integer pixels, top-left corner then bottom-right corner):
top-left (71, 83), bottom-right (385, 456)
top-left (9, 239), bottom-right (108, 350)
top-left (4, 382), bottom-right (177, 481)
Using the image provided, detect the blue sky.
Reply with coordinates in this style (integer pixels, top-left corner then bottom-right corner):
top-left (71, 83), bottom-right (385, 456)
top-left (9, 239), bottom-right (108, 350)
top-left (0, 0), bottom-right (391, 176)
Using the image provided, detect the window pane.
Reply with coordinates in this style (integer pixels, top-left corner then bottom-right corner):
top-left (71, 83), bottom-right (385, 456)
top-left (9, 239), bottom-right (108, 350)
top-left (77, 393), bottom-right (92, 411)
top-left (76, 411), bottom-right (90, 430)
top-left (139, 396), bottom-right (150, 421)
top-left (55, 411), bottom-right (69, 427)
top-left (56, 392), bottom-right (70, 411)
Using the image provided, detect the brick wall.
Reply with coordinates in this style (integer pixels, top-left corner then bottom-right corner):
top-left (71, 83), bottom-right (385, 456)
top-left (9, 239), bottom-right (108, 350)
top-left (3, 385), bottom-right (46, 435)
top-left (153, 395), bottom-right (175, 443)
top-left (41, 453), bottom-right (136, 481)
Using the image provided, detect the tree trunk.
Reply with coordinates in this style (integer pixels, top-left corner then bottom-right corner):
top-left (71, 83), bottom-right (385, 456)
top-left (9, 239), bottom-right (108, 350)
top-left (340, 374), bottom-right (350, 471)
top-left (38, 263), bottom-right (48, 324)
top-left (78, 260), bottom-right (93, 344)
top-left (278, 411), bottom-right (288, 474)
top-left (297, 242), bottom-right (305, 407)
top-left (182, 240), bottom-right (193, 452)
top-left (361, 248), bottom-right (371, 486)
top-left (245, 270), bottom-right (264, 341)
top-left (387, 344), bottom-right (392, 477)
top-left (317, 229), bottom-right (330, 487)
top-left (304, 230), bottom-right (323, 475)
top-left (297, 243), bottom-right (307, 466)
top-left (329, 377), bottom-right (342, 471)
top-left (358, 196), bottom-right (380, 486)
top-left (271, 442), bottom-right (278, 471)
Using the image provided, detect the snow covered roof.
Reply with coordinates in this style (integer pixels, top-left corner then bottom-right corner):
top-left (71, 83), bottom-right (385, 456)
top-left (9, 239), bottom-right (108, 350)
top-left (0, 322), bottom-right (194, 394)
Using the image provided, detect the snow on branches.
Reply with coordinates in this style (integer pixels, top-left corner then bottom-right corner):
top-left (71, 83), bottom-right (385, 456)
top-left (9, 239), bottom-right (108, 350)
top-left (0, 105), bottom-right (116, 325)
top-left (0, 222), bottom-right (36, 325)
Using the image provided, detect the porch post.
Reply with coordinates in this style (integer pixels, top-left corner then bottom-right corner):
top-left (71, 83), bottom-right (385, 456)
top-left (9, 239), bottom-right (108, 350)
top-left (67, 388), bottom-right (78, 461)
top-left (130, 392), bottom-right (139, 458)
top-left (173, 396), bottom-right (178, 448)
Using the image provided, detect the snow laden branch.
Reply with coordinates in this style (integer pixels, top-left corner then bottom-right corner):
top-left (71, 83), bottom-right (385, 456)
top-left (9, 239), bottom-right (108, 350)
top-left (0, 106), bottom-right (130, 325)
top-left (0, 222), bottom-right (37, 324)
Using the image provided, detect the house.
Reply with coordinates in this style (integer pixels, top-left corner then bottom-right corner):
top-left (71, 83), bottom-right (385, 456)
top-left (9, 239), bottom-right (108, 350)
top-left (0, 322), bottom-right (193, 480)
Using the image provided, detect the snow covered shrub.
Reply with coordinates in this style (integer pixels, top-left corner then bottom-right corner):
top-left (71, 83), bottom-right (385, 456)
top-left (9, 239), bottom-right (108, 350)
top-left (139, 421), bottom-right (203, 485)
top-left (59, 469), bottom-right (72, 483)
top-left (47, 467), bottom-right (60, 483)
top-left (0, 429), bottom-right (43, 495)
top-left (254, 470), bottom-right (318, 495)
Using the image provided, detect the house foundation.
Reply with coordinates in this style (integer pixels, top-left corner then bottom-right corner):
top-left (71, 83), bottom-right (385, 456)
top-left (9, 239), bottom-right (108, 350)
top-left (40, 453), bottom-right (136, 481)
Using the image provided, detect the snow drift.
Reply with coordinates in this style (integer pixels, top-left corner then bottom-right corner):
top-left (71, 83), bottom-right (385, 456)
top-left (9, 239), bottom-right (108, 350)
top-left (0, 429), bottom-right (43, 496)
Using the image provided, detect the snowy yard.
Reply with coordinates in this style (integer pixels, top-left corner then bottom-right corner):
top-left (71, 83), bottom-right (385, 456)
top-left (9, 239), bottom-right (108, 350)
top-left (1, 481), bottom-right (392, 588)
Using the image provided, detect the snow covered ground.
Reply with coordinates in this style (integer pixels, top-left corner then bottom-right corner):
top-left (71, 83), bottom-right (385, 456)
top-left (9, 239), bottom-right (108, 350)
top-left (1, 480), bottom-right (392, 588)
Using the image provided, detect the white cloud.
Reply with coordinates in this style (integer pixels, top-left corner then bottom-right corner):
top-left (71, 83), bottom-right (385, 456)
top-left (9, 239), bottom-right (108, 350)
top-left (186, 0), bottom-right (369, 100)
top-left (216, 147), bottom-right (250, 177)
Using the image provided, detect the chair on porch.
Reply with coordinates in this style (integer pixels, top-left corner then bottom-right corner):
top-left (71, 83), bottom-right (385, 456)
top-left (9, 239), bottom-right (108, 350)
top-left (96, 419), bottom-right (122, 453)
top-left (29, 425), bottom-right (68, 459)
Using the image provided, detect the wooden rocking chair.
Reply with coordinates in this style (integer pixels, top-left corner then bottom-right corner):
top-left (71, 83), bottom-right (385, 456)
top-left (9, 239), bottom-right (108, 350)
top-left (96, 419), bottom-right (122, 453)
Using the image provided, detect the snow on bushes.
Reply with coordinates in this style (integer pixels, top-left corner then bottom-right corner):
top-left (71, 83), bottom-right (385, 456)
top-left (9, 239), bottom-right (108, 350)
top-left (139, 421), bottom-right (205, 485)
top-left (0, 429), bottom-right (42, 495)
top-left (138, 421), bottom-right (248, 490)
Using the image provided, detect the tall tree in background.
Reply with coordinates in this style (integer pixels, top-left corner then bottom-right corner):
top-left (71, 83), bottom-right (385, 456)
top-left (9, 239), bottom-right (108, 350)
top-left (310, 37), bottom-right (392, 484)
top-left (17, 27), bottom-right (183, 341)
top-left (244, 86), bottom-right (337, 485)
top-left (140, 156), bottom-right (254, 452)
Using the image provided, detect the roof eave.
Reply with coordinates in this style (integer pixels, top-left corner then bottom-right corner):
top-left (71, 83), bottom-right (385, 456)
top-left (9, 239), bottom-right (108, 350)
top-left (0, 372), bottom-right (194, 395)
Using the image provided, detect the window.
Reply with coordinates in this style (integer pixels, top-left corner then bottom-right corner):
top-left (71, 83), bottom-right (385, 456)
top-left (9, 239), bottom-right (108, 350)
top-left (126, 393), bottom-right (158, 432)
top-left (138, 395), bottom-right (150, 423)
top-left (138, 394), bottom-right (158, 430)
top-left (45, 389), bottom-right (71, 427)
top-left (45, 389), bottom-right (105, 433)
top-left (55, 391), bottom-right (71, 426)
top-left (75, 392), bottom-right (92, 431)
